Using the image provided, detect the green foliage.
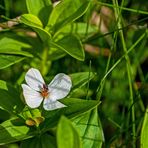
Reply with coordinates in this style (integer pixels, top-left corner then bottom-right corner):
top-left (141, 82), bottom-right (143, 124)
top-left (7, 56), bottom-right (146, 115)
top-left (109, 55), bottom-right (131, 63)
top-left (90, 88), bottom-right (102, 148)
top-left (46, 0), bottom-right (90, 33)
top-left (57, 116), bottom-right (82, 148)
top-left (0, 118), bottom-right (30, 145)
top-left (70, 72), bottom-right (95, 91)
top-left (141, 108), bottom-right (148, 148)
top-left (26, 0), bottom-right (52, 26)
top-left (0, 36), bottom-right (32, 57)
top-left (72, 108), bottom-right (104, 148)
top-left (41, 98), bottom-right (100, 130)
top-left (0, 0), bottom-right (147, 147)
top-left (0, 80), bottom-right (24, 114)
top-left (0, 55), bottom-right (25, 69)
top-left (20, 134), bottom-right (55, 148)
top-left (51, 34), bottom-right (84, 61)
top-left (20, 14), bottom-right (51, 42)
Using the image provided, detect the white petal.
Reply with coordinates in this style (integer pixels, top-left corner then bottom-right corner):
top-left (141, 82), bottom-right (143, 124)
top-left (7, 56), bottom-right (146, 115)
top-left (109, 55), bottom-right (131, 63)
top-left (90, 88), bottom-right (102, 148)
top-left (22, 84), bottom-right (43, 108)
top-left (25, 68), bottom-right (45, 91)
top-left (43, 98), bottom-right (66, 110)
top-left (48, 73), bottom-right (72, 101)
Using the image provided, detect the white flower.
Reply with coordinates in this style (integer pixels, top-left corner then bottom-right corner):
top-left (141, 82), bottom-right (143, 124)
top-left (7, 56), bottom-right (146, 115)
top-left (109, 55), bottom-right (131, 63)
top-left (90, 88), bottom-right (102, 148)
top-left (22, 68), bottom-right (72, 111)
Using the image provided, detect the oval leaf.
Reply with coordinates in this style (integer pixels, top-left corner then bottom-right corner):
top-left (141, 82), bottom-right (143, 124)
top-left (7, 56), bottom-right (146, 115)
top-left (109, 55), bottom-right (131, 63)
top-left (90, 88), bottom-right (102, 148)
top-left (0, 80), bottom-right (24, 114)
top-left (51, 35), bottom-right (84, 61)
top-left (26, 0), bottom-right (52, 26)
top-left (0, 55), bottom-right (25, 69)
top-left (0, 118), bottom-right (30, 145)
top-left (0, 37), bottom-right (33, 57)
top-left (70, 72), bottom-right (96, 91)
top-left (20, 133), bottom-right (56, 148)
top-left (57, 116), bottom-right (82, 148)
top-left (41, 98), bottom-right (100, 132)
top-left (46, 0), bottom-right (90, 33)
top-left (26, 0), bottom-right (52, 16)
top-left (72, 109), bottom-right (104, 148)
top-left (20, 14), bottom-right (51, 42)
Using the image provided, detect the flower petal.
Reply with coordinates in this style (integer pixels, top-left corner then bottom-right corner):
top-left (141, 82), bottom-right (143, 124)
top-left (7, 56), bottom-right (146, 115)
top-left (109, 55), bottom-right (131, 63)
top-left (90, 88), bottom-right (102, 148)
top-left (22, 84), bottom-right (43, 108)
top-left (25, 68), bottom-right (45, 91)
top-left (43, 98), bottom-right (66, 110)
top-left (48, 73), bottom-right (72, 101)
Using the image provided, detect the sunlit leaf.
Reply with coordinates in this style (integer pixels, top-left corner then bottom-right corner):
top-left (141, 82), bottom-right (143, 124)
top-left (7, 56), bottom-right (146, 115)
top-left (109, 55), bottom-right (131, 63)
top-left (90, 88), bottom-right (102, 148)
top-left (141, 108), bottom-right (148, 148)
top-left (57, 116), bottom-right (82, 148)
top-left (48, 48), bottom-right (66, 61)
top-left (0, 118), bottom-right (30, 145)
top-left (20, 14), bottom-right (51, 42)
top-left (46, 0), bottom-right (90, 33)
top-left (51, 35), bottom-right (84, 61)
top-left (70, 72), bottom-right (96, 91)
top-left (0, 55), bottom-right (25, 69)
top-left (0, 80), bottom-right (24, 114)
top-left (26, 0), bottom-right (52, 26)
top-left (42, 98), bottom-right (100, 131)
top-left (72, 108), bottom-right (104, 148)
top-left (59, 22), bottom-right (98, 37)
top-left (0, 37), bottom-right (33, 57)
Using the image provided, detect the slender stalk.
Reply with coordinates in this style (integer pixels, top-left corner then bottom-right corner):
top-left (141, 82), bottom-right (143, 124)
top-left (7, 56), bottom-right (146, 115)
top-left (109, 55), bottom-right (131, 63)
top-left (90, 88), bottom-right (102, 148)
top-left (86, 60), bottom-right (91, 100)
top-left (94, 0), bottom-right (148, 15)
top-left (136, 65), bottom-right (145, 112)
top-left (97, 52), bottom-right (111, 100)
top-left (97, 31), bottom-right (146, 92)
top-left (112, 0), bottom-right (136, 147)
top-left (96, 13), bottom-right (118, 100)
top-left (41, 47), bottom-right (49, 76)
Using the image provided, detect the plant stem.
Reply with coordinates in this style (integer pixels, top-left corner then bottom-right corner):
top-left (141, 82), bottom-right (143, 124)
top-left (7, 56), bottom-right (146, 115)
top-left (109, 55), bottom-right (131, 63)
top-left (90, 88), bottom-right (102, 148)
top-left (96, 32), bottom-right (146, 85)
top-left (94, 0), bottom-right (148, 15)
top-left (41, 47), bottom-right (49, 76)
top-left (86, 60), bottom-right (91, 100)
top-left (112, 0), bottom-right (136, 147)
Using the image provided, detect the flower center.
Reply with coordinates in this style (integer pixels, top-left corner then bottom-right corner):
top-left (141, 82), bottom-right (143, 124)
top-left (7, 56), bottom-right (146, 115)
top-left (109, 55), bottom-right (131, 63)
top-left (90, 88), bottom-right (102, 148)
top-left (41, 84), bottom-right (49, 98)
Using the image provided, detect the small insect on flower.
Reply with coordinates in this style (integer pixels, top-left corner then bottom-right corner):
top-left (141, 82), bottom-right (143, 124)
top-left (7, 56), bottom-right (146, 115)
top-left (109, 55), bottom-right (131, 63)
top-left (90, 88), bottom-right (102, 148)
top-left (22, 68), bottom-right (72, 110)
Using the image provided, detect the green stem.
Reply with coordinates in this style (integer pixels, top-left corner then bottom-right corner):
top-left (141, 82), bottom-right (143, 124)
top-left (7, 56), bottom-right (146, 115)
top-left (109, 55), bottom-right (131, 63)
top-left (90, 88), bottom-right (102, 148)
top-left (112, 0), bottom-right (136, 147)
top-left (96, 32), bottom-right (146, 85)
top-left (41, 47), bottom-right (49, 76)
top-left (97, 30), bottom-right (117, 100)
top-left (94, 0), bottom-right (148, 15)
top-left (86, 60), bottom-right (91, 100)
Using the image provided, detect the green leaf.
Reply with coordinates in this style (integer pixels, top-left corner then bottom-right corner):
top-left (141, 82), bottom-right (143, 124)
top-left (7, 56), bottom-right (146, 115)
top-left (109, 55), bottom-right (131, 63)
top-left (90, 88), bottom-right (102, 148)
top-left (57, 116), bottom-right (82, 148)
top-left (40, 134), bottom-right (56, 148)
top-left (46, 0), bottom-right (90, 33)
top-left (0, 80), bottom-right (24, 114)
top-left (48, 48), bottom-right (66, 61)
top-left (42, 98), bottom-right (100, 131)
top-left (21, 133), bottom-right (56, 148)
top-left (51, 35), bottom-right (84, 61)
top-left (70, 72), bottom-right (96, 91)
top-left (0, 118), bottom-right (30, 145)
top-left (72, 109), bottom-right (104, 148)
top-left (141, 108), bottom-right (148, 148)
top-left (0, 32), bottom-right (32, 69)
top-left (59, 22), bottom-right (98, 37)
top-left (61, 98), bottom-right (100, 119)
top-left (26, 0), bottom-right (52, 16)
top-left (26, 0), bottom-right (52, 26)
top-left (0, 37), bottom-right (33, 57)
top-left (20, 137), bottom-right (41, 148)
top-left (21, 14), bottom-right (43, 27)
top-left (20, 14), bottom-right (51, 42)
top-left (0, 109), bottom-right (10, 121)
top-left (0, 55), bottom-right (25, 69)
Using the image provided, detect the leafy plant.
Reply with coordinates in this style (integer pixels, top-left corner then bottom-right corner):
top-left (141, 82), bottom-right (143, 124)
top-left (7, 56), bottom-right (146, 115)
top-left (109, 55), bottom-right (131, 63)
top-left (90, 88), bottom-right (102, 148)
top-left (0, 0), bottom-right (147, 147)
